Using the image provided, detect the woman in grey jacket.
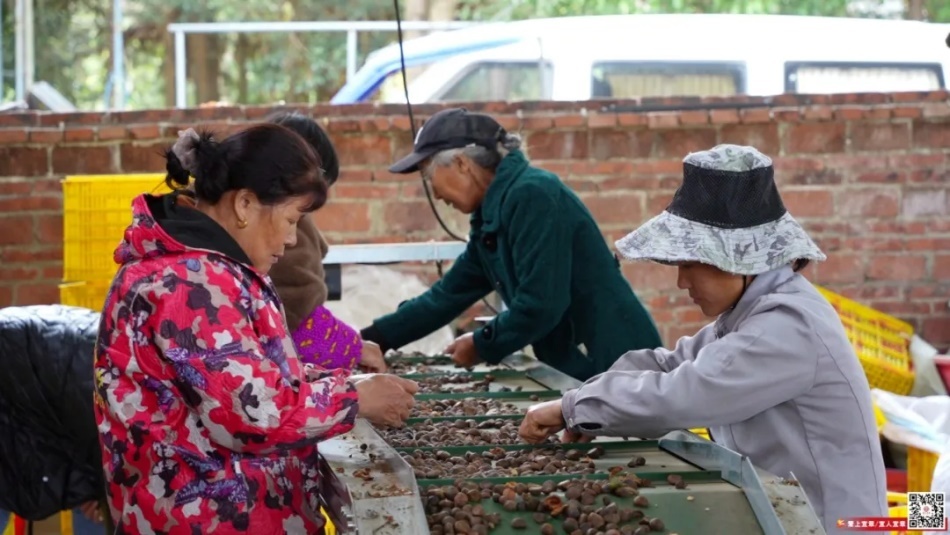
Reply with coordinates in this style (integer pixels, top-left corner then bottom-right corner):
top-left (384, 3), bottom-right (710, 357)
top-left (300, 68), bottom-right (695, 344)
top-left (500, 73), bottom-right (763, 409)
top-left (519, 144), bottom-right (888, 535)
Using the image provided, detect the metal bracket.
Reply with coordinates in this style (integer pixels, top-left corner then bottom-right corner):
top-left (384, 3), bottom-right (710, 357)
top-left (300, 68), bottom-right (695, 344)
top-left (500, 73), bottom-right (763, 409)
top-left (659, 430), bottom-right (788, 535)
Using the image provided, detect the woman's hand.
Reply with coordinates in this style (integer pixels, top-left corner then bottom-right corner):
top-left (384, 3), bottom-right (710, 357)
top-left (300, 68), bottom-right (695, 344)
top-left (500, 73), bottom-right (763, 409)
top-left (358, 341), bottom-right (388, 374)
top-left (518, 399), bottom-right (566, 444)
top-left (354, 374), bottom-right (418, 428)
top-left (79, 501), bottom-right (103, 523)
top-left (446, 333), bottom-right (481, 369)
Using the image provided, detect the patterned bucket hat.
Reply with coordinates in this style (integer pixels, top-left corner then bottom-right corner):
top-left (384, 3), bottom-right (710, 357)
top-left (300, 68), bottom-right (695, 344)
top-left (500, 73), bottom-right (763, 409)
top-left (615, 144), bottom-right (826, 275)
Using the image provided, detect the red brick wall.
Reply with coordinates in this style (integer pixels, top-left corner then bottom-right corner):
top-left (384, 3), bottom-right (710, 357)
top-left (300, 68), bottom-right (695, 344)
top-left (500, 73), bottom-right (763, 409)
top-left (1, 92), bottom-right (949, 349)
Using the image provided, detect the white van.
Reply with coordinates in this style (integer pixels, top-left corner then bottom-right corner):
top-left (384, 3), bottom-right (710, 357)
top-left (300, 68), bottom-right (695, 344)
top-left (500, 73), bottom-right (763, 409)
top-left (331, 14), bottom-right (950, 105)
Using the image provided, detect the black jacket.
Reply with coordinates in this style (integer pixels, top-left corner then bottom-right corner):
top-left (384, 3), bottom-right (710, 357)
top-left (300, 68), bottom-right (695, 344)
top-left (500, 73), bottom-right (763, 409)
top-left (0, 305), bottom-right (103, 520)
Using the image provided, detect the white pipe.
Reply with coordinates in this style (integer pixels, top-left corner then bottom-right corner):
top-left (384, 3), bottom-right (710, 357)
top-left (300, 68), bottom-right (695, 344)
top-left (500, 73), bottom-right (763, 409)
top-left (346, 29), bottom-right (357, 82)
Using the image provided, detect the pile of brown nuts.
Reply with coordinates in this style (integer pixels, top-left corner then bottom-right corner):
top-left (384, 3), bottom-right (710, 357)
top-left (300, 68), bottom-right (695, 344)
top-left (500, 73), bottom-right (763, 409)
top-left (414, 374), bottom-right (497, 394)
top-left (423, 477), bottom-right (667, 535)
top-left (403, 446), bottom-right (600, 480)
top-left (380, 418), bottom-right (558, 448)
top-left (411, 398), bottom-right (524, 418)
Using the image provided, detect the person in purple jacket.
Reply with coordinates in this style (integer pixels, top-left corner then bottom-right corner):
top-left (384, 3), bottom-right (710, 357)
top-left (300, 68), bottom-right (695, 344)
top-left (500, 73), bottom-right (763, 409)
top-left (267, 112), bottom-right (387, 373)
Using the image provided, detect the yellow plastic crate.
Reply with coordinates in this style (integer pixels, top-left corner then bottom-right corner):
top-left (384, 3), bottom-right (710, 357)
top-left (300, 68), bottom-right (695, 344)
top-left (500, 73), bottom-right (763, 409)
top-left (908, 445), bottom-right (939, 493)
top-left (816, 286), bottom-right (915, 395)
top-left (62, 174), bottom-right (170, 281)
top-left (59, 280), bottom-right (113, 311)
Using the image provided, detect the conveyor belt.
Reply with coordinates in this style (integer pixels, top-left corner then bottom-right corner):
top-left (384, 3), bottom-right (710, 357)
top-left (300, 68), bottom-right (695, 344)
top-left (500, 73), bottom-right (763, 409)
top-left (318, 353), bottom-right (826, 535)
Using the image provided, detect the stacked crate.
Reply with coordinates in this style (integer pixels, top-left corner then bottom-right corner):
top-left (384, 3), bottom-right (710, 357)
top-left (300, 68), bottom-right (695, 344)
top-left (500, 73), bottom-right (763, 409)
top-left (60, 174), bottom-right (171, 310)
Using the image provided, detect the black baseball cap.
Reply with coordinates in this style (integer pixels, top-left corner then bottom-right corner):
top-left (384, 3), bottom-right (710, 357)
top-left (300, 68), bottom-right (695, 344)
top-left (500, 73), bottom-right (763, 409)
top-left (389, 108), bottom-right (506, 174)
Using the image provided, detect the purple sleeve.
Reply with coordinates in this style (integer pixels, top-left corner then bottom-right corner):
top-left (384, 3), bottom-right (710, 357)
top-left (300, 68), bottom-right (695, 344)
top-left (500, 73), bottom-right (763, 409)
top-left (291, 305), bottom-right (364, 370)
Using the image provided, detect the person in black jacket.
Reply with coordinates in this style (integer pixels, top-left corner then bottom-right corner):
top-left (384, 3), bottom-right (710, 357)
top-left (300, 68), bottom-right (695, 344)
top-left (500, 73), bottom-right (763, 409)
top-left (0, 305), bottom-right (110, 534)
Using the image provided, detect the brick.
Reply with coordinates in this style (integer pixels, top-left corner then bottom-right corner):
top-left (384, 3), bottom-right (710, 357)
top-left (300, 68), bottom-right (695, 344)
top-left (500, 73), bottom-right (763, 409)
top-left (678, 111), bottom-right (709, 125)
top-left (552, 114), bottom-right (586, 128)
top-left (655, 129), bottom-right (717, 159)
top-left (312, 202), bottom-right (371, 234)
top-left (331, 135), bottom-right (394, 167)
top-left (719, 124), bottom-right (780, 155)
top-left (836, 188), bottom-right (900, 218)
top-left (0, 179), bottom-right (33, 196)
top-left (934, 255), bottom-right (950, 281)
top-left (35, 214), bottom-right (62, 242)
top-left (646, 112), bottom-right (680, 129)
top-left (812, 254), bottom-right (864, 284)
top-left (52, 146), bottom-right (114, 175)
top-left (622, 262), bottom-right (678, 292)
top-left (0, 215), bottom-right (34, 245)
top-left (528, 130), bottom-right (588, 160)
top-left (15, 283), bottom-right (59, 305)
top-left (0, 285), bottom-right (11, 307)
top-left (331, 183), bottom-right (401, 201)
top-left (739, 108), bottom-right (771, 124)
top-left (0, 129), bottom-right (28, 143)
top-left (853, 171), bottom-right (905, 184)
top-left (647, 191), bottom-right (675, 213)
top-left (98, 125), bottom-right (128, 141)
top-left (589, 130), bottom-right (653, 160)
top-left (28, 128), bottom-right (63, 143)
top-left (580, 193), bottom-right (644, 226)
top-left (382, 200), bottom-right (440, 234)
top-left (119, 143), bottom-right (164, 173)
top-left (617, 113), bottom-right (648, 127)
top-left (913, 121), bottom-right (950, 149)
top-left (0, 147), bottom-right (48, 176)
top-left (784, 122), bottom-right (846, 154)
top-left (834, 106), bottom-right (868, 121)
top-left (850, 122), bottom-right (911, 151)
top-left (520, 115), bottom-right (553, 130)
top-left (902, 189), bottom-right (946, 218)
top-left (0, 266), bottom-right (40, 281)
top-left (709, 109), bottom-right (740, 124)
top-left (0, 196), bottom-right (61, 211)
top-left (63, 127), bottom-right (96, 142)
top-left (782, 189), bottom-right (834, 217)
top-left (587, 113), bottom-right (617, 128)
top-left (921, 317), bottom-right (950, 350)
top-left (866, 255), bottom-right (927, 281)
top-left (0, 246), bottom-right (63, 263)
top-left (782, 169), bottom-right (844, 186)
top-left (128, 124), bottom-right (163, 140)
top-left (0, 114), bottom-right (38, 127)
top-left (802, 106), bottom-right (834, 121)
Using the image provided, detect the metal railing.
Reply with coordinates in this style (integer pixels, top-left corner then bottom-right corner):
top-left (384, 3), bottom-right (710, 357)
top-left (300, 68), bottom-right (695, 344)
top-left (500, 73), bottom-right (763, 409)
top-left (166, 20), bottom-right (478, 109)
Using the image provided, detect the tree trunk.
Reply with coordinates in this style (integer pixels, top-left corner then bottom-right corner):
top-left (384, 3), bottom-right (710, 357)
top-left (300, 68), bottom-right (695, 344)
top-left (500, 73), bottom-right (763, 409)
top-left (162, 10), bottom-right (181, 108)
top-left (236, 35), bottom-right (249, 104)
top-left (188, 33), bottom-right (221, 104)
top-left (404, 0), bottom-right (428, 39)
top-left (428, 0), bottom-right (459, 22)
top-left (907, 0), bottom-right (924, 19)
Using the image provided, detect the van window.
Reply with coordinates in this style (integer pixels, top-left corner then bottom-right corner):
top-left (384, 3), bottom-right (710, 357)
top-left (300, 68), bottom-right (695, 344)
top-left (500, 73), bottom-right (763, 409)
top-left (785, 62), bottom-right (945, 93)
top-left (373, 65), bottom-right (430, 103)
top-left (438, 62), bottom-right (552, 102)
top-left (592, 62), bottom-right (745, 99)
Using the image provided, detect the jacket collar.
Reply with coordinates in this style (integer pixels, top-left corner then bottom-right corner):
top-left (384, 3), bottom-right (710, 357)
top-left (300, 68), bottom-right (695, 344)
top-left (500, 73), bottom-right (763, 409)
top-left (472, 149), bottom-right (530, 230)
top-left (715, 265), bottom-right (796, 337)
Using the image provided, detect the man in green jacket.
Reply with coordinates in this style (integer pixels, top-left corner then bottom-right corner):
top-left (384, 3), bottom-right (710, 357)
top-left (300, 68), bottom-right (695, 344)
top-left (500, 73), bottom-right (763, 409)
top-left (360, 108), bottom-right (662, 381)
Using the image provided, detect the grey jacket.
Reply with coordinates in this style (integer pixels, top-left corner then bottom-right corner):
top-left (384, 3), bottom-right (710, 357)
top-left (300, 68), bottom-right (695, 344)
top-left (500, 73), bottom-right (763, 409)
top-left (561, 266), bottom-right (887, 534)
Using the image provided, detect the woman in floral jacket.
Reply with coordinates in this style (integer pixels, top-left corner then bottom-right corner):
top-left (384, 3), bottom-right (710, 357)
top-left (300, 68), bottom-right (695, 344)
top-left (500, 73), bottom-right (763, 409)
top-left (94, 124), bottom-right (417, 534)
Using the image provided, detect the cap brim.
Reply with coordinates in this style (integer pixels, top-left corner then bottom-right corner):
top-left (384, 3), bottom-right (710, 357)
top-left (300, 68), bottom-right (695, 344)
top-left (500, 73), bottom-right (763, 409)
top-left (388, 150), bottom-right (431, 174)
